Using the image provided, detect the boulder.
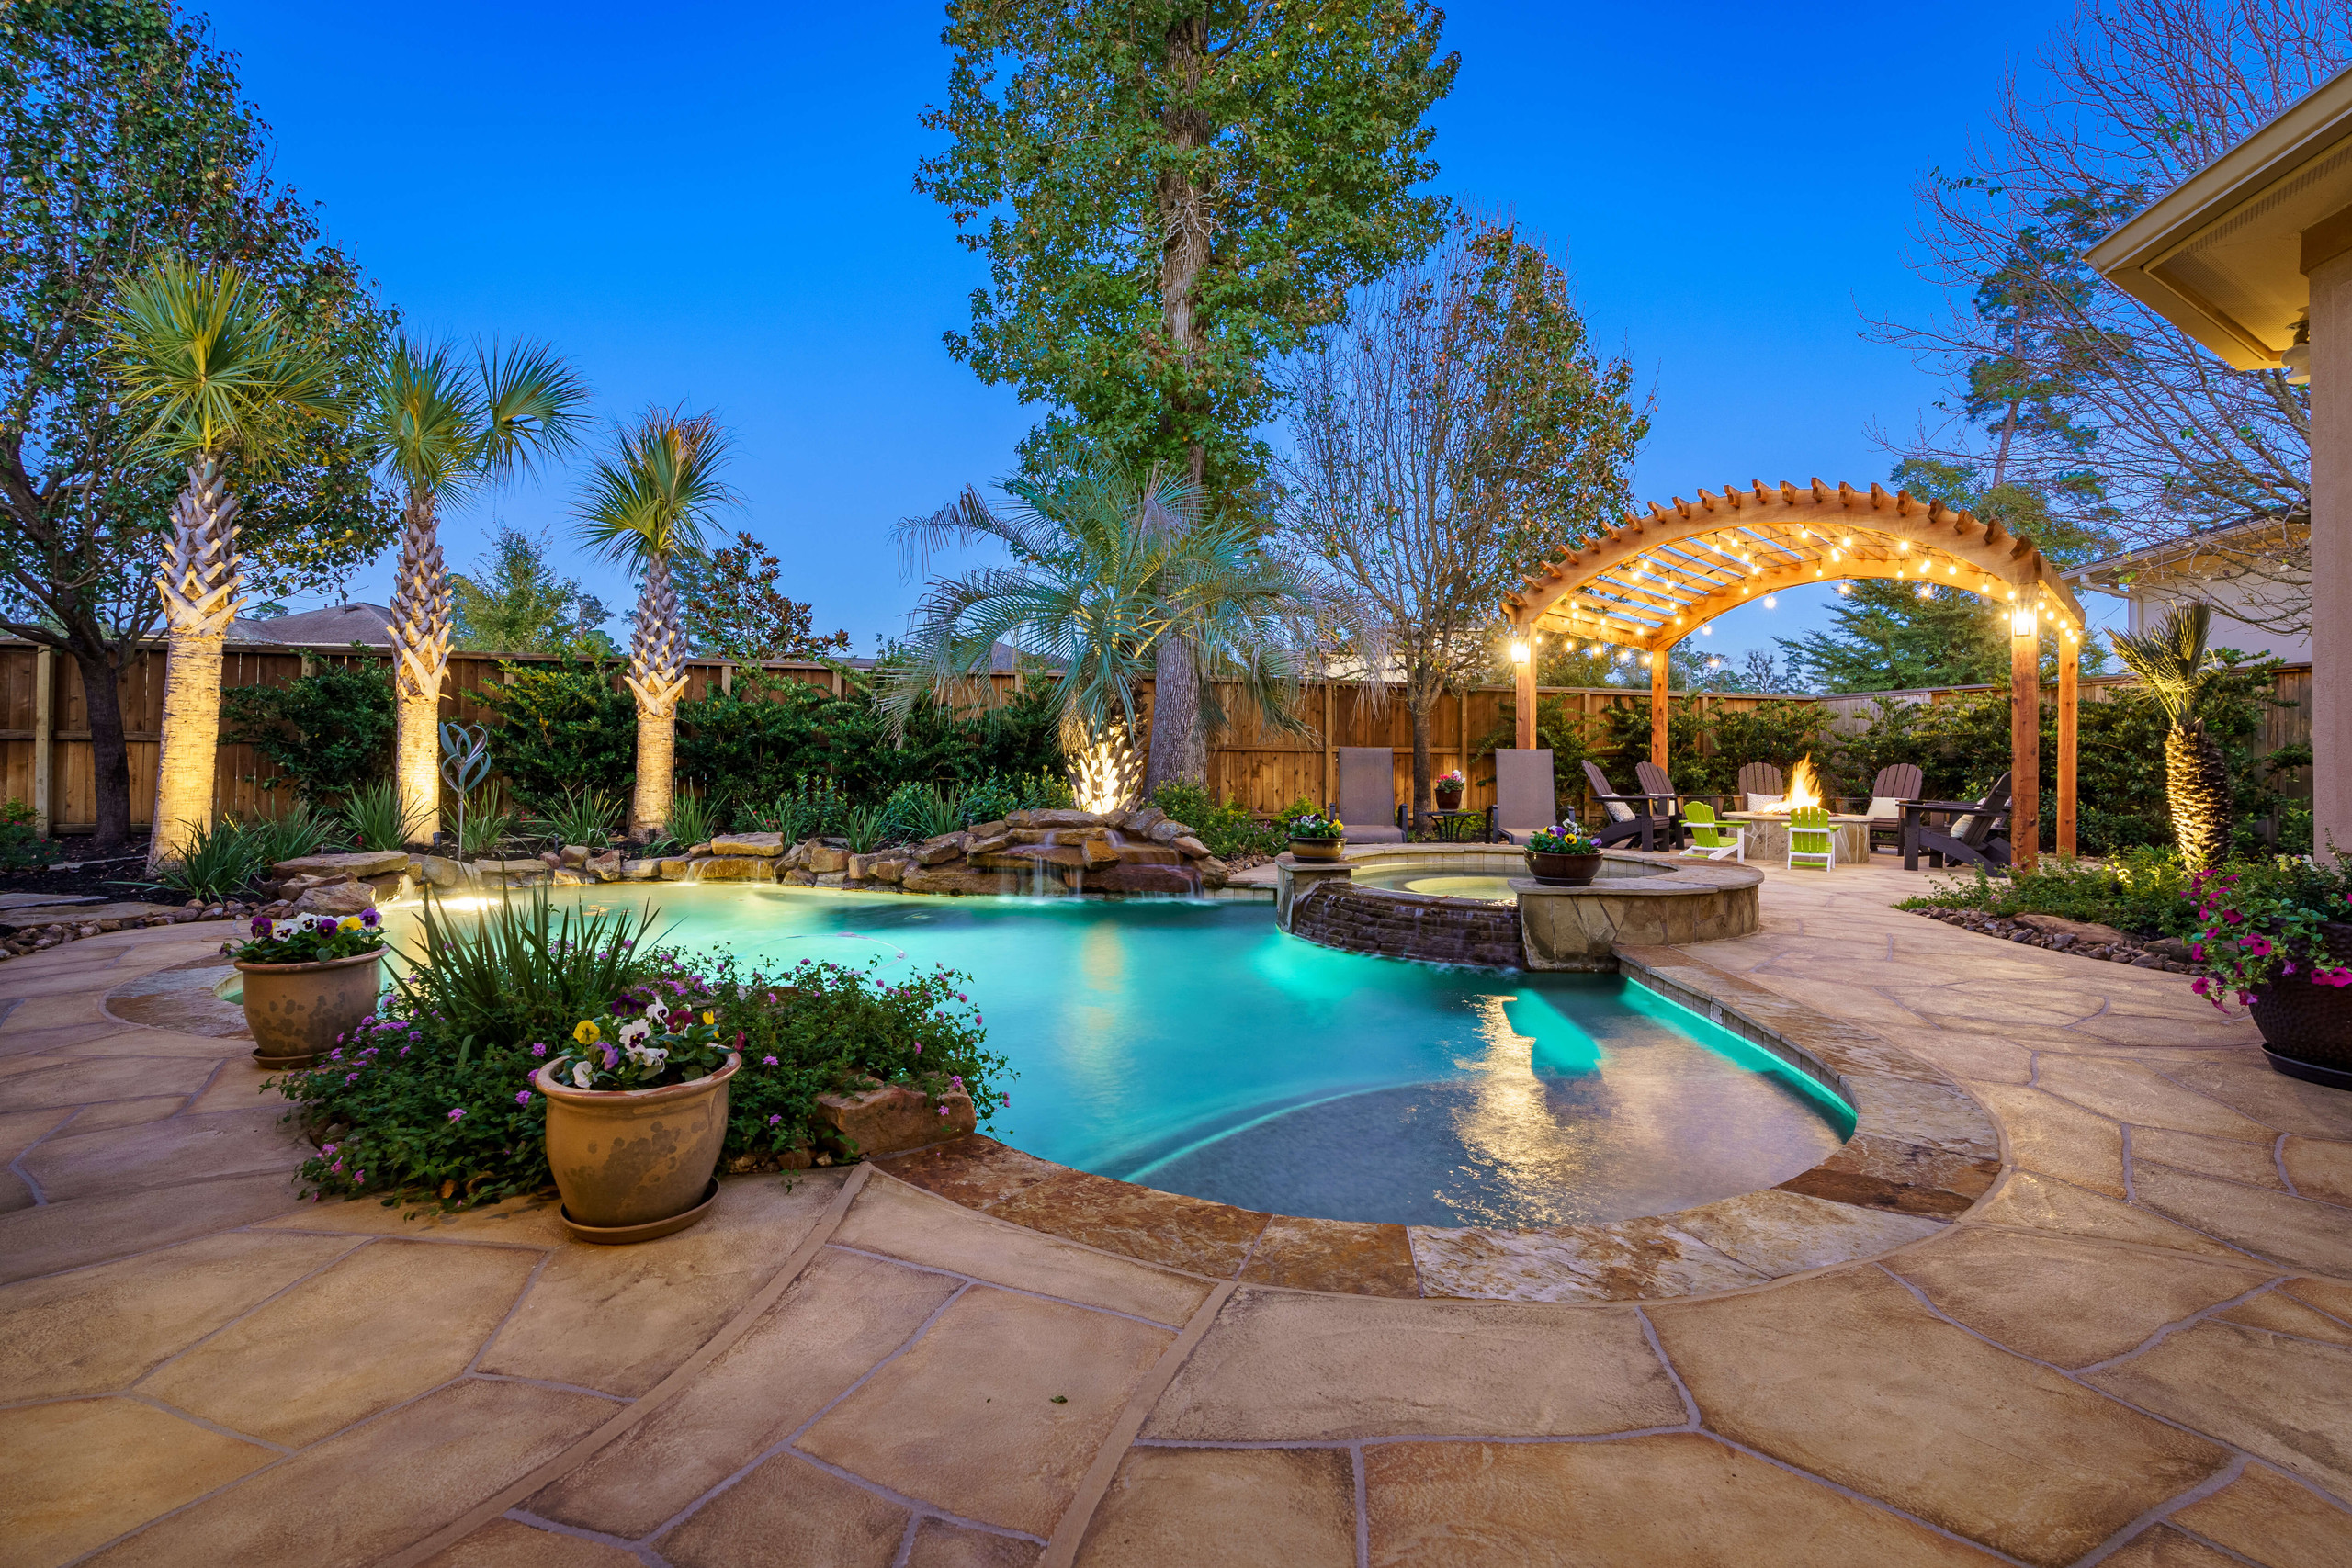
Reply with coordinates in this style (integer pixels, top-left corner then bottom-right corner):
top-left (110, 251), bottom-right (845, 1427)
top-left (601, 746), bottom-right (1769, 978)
top-left (965, 818), bottom-right (1010, 839)
top-left (474, 858), bottom-right (551, 887)
top-left (865, 856), bottom-right (907, 885)
top-left (971, 843), bottom-right (1093, 871)
top-left (586, 850), bottom-right (623, 882)
top-left (696, 855), bottom-right (776, 883)
top-left (814, 872), bottom-right (846, 888)
top-left (1012, 825), bottom-right (1105, 846)
top-left (711, 832), bottom-right (786, 857)
top-left (1170, 835), bottom-right (1212, 860)
top-left (813, 1083), bottom-right (977, 1156)
top-left (1009, 807), bottom-right (1103, 829)
top-left (964, 830), bottom-right (1014, 857)
top-left (1086, 862), bottom-right (1198, 895)
top-left (410, 854), bottom-right (467, 889)
top-left (686, 841), bottom-right (713, 858)
top-left (2016, 913), bottom-right (2131, 945)
top-left (900, 865), bottom-right (1020, 897)
top-left (782, 869), bottom-right (817, 886)
top-left (294, 880), bottom-right (376, 916)
top-left (560, 844), bottom-right (592, 867)
top-left (539, 851), bottom-right (564, 870)
top-left (806, 844), bottom-right (850, 874)
top-left (914, 833), bottom-right (967, 866)
top-left (1198, 856), bottom-right (1230, 889)
top-left (618, 858), bottom-right (663, 881)
top-left (363, 872), bottom-right (407, 902)
top-left (2144, 936), bottom-right (2195, 962)
top-left (1148, 819), bottom-right (1194, 844)
top-left (551, 868), bottom-right (597, 886)
top-left (655, 856), bottom-right (696, 881)
top-left (1121, 807), bottom-right (1166, 834)
top-left (273, 849), bottom-right (410, 881)
top-left (781, 841), bottom-right (810, 870)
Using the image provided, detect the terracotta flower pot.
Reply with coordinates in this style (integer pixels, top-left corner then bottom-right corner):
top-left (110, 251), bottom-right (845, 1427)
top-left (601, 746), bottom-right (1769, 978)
top-left (535, 1052), bottom-right (740, 1241)
top-left (236, 948), bottom-right (388, 1069)
top-left (1526, 851), bottom-right (1603, 886)
top-left (2248, 921), bottom-right (2352, 1088)
top-left (1288, 838), bottom-right (1345, 863)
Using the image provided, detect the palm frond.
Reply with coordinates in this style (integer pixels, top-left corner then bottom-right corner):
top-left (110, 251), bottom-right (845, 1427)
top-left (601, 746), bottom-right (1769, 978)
top-left (2112, 601), bottom-right (2213, 728)
top-left (105, 254), bottom-right (343, 466)
top-left (476, 338), bottom-right (590, 482)
top-left (574, 405), bottom-right (738, 566)
top-left (367, 335), bottom-right (485, 500)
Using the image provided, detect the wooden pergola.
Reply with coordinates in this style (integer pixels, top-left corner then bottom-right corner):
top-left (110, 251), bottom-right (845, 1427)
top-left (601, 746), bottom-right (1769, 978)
top-left (1500, 478), bottom-right (2091, 868)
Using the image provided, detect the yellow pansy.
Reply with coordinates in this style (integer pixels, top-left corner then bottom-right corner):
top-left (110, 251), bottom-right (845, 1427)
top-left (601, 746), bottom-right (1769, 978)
top-left (701, 1010), bottom-right (716, 1025)
top-left (337, 915), bottom-right (363, 931)
top-left (572, 1020), bottom-right (602, 1044)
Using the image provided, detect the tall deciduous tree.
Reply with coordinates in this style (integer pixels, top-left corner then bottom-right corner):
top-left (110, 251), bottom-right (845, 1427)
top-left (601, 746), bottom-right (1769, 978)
top-left (673, 530), bottom-right (850, 663)
top-left (1283, 218), bottom-right (1646, 824)
top-left (574, 408), bottom-right (735, 839)
top-left (449, 525), bottom-right (614, 656)
top-left (104, 254), bottom-right (340, 867)
top-left (919, 0), bottom-right (1456, 793)
top-left (0, 0), bottom-right (395, 852)
top-left (1880, 0), bottom-right (2346, 634)
top-left (367, 337), bottom-right (587, 837)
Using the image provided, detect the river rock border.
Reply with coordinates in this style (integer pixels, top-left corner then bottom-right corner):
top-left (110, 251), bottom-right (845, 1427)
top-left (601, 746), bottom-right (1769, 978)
top-left (871, 943), bottom-right (2001, 1303)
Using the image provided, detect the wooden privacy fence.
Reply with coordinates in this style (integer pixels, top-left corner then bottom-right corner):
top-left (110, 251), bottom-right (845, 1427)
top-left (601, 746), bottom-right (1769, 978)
top-left (0, 637), bottom-right (2313, 836)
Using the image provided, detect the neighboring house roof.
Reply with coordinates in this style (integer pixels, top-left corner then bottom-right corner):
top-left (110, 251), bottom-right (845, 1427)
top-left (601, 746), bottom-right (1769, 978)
top-left (228, 602), bottom-right (395, 645)
top-left (2062, 514), bottom-right (2309, 597)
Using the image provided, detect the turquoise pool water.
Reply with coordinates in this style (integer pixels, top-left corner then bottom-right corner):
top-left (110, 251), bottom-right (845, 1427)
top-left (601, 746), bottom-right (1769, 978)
top-left (1351, 867), bottom-right (1520, 901)
top-left (394, 886), bottom-right (1852, 1228)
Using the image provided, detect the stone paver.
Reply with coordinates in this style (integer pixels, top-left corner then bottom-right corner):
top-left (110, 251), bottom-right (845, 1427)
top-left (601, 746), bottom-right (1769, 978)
top-left (0, 879), bottom-right (2347, 1567)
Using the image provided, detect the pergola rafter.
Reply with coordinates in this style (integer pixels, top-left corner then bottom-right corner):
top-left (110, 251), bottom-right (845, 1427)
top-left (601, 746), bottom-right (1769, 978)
top-left (1499, 478), bottom-right (2087, 868)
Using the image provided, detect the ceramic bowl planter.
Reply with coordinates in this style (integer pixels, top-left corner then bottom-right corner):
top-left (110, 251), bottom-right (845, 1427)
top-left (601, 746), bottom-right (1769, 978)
top-left (2248, 921), bottom-right (2352, 1089)
top-left (535, 1052), bottom-right (741, 1242)
top-left (1288, 837), bottom-right (1345, 864)
top-left (236, 949), bottom-right (388, 1070)
top-left (1526, 851), bottom-right (1604, 887)
top-left (1433, 786), bottom-right (1464, 810)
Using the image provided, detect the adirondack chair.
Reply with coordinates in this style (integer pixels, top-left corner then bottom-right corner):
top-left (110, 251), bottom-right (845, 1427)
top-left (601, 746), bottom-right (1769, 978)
top-left (1900, 772), bottom-right (2016, 872)
top-left (1333, 748), bottom-right (1407, 843)
top-left (1736, 761), bottom-right (1784, 812)
top-left (1489, 749), bottom-right (1557, 844)
top-left (1863, 762), bottom-right (1925, 856)
top-left (1578, 761), bottom-right (1660, 850)
top-left (1634, 761), bottom-right (1686, 849)
top-left (1678, 801), bottom-right (1746, 862)
top-left (1786, 805), bottom-right (1837, 871)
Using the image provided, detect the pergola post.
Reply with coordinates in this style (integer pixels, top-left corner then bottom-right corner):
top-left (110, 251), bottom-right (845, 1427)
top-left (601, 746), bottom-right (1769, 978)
top-left (2056, 645), bottom-right (2078, 858)
top-left (1649, 648), bottom-right (1669, 769)
top-left (2010, 603), bottom-right (2041, 872)
top-left (1513, 629), bottom-right (1536, 750)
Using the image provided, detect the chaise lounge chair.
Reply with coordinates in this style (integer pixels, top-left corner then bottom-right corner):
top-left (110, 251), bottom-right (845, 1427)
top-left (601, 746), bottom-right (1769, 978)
top-left (1900, 771), bottom-right (2015, 872)
top-left (1578, 761), bottom-right (1664, 851)
top-left (1488, 749), bottom-right (1557, 844)
top-left (1332, 747), bottom-right (1408, 844)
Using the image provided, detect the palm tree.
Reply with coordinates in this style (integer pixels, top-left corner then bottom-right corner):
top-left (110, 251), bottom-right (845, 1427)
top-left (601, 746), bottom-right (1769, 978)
top-left (889, 459), bottom-right (1340, 810)
top-left (574, 408), bottom-right (735, 839)
top-left (2114, 601), bottom-right (2234, 870)
top-left (368, 338), bottom-right (587, 840)
top-left (105, 255), bottom-right (339, 870)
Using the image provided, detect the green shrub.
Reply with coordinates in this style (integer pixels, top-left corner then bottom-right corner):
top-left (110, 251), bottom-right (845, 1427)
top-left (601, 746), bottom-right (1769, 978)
top-left (336, 782), bottom-right (430, 852)
top-left (221, 663), bottom-right (396, 803)
top-left (474, 660), bottom-right (637, 810)
top-left (0, 800), bottom-right (59, 870)
top-left (1148, 782), bottom-right (1290, 860)
top-left (524, 787), bottom-right (620, 851)
top-left (1898, 847), bottom-right (2203, 938)
top-left (149, 818), bottom-right (271, 901)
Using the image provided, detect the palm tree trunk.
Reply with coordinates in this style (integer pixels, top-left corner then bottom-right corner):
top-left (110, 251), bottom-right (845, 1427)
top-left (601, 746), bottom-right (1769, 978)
top-left (1144, 636), bottom-right (1206, 795)
top-left (2167, 722), bottom-right (2235, 870)
top-left (388, 491), bottom-right (450, 843)
top-left (623, 555), bottom-right (687, 838)
top-left (148, 457), bottom-right (242, 868)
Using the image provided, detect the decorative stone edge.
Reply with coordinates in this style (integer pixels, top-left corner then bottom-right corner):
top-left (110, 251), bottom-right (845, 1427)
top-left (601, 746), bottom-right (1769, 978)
top-left (875, 945), bottom-right (2003, 1305)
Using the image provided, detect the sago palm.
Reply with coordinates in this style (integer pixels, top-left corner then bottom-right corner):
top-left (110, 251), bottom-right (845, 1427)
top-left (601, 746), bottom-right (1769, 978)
top-left (367, 337), bottom-right (587, 840)
top-left (574, 408), bottom-right (735, 837)
top-left (888, 459), bottom-right (1332, 811)
top-left (2113, 601), bottom-right (2234, 870)
top-left (106, 255), bottom-right (339, 870)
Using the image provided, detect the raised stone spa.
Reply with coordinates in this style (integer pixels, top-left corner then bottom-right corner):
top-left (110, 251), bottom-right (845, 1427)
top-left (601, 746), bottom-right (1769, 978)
top-left (1277, 844), bottom-right (1762, 971)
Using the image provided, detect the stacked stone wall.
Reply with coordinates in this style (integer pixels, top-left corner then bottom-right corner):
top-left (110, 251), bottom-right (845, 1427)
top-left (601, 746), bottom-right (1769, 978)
top-left (1287, 883), bottom-right (1522, 970)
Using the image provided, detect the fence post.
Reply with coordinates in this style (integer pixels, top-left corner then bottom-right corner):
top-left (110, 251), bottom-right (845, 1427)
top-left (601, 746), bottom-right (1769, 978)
top-left (31, 645), bottom-right (52, 838)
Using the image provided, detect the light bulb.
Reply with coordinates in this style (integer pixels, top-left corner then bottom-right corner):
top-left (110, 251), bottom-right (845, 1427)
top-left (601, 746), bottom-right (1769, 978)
top-left (1764, 594), bottom-right (1778, 608)
top-left (1509, 638), bottom-right (1530, 665)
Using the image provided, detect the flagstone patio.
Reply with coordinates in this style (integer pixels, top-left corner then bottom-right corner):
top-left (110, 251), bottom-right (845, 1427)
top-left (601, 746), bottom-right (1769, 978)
top-left (2, 864), bottom-right (2348, 1567)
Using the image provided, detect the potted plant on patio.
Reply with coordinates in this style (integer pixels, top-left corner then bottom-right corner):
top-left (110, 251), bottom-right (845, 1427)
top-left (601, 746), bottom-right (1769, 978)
top-left (537, 990), bottom-right (741, 1241)
top-left (2185, 860), bottom-right (2352, 1087)
top-left (1432, 768), bottom-right (1465, 810)
top-left (1524, 823), bottom-right (1603, 886)
top-left (1285, 807), bottom-right (1346, 863)
top-left (224, 911), bottom-right (390, 1070)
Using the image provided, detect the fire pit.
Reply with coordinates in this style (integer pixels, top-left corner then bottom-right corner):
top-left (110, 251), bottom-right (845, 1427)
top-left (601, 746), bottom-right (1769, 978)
top-left (1723, 756), bottom-right (1871, 864)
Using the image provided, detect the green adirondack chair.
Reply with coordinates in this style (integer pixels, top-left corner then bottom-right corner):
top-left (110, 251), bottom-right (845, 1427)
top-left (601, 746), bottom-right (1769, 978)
top-left (1678, 801), bottom-right (1746, 862)
top-left (1786, 804), bottom-right (1837, 871)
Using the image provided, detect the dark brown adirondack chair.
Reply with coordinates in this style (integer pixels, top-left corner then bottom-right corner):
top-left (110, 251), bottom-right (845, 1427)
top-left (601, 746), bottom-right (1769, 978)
top-left (1579, 761), bottom-right (1660, 850)
top-left (1901, 772), bottom-right (2015, 871)
top-left (1864, 763), bottom-right (1925, 856)
top-left (1736, 761), bottom-right (1783, 809)
top-left (1634, 761), bottom-right (1686, 849)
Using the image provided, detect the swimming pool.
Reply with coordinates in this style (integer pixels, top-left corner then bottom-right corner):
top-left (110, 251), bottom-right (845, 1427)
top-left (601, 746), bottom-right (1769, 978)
top-left (390, 886), bottom-right (1852, 1229)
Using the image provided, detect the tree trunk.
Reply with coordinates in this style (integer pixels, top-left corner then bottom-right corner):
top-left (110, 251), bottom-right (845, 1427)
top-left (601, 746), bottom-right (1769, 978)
top-left (148, 629), bottom-right (225, 867)
top-left (389, 491), bottom-right (450, 845)
top-left (623, 554), bottom-right (688, 839)
top-left (1405, 665), bottom-right (1443, 833)
top-left (69, 638), bottom-right (135, 854)
top-left (1143, 635), bottom-right (1205, 796)
top-left (148, 458), bottom-right (243, 870)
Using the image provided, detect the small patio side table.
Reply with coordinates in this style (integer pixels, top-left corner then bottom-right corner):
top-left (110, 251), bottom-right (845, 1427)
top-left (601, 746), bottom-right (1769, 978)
top-left (1424, 808), bottom-right (1489, 843)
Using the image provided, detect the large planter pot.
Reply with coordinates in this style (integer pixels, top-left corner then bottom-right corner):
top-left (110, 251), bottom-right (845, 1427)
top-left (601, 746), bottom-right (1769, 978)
top-left (235, 948), bottom-right (388, 1070)
top-left (1433, 787), bottom-right (1464, 811)
top-left (2248, 922), bottom-right (2352, 1089)
top-left (535, 1052), bottom-right (740, 1242)
top-left (1526, 851), bottom-right (1603, 887)
top-left (1288, 838), bottom-right (1345, 864)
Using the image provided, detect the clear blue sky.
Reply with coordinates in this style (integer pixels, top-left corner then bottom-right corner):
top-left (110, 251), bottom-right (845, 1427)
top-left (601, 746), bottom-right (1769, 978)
top-left (204, 0), bottom-right (2109, 669)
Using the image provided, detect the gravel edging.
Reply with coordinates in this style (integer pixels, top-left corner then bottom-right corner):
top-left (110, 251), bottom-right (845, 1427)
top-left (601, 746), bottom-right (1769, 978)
top-left (1907, 905), bottom-right (2195, 973)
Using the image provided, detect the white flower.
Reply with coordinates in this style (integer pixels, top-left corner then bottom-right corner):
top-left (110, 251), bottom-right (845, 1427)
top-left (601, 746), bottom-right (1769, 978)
top-left (270, 919), bottom-right (305, 940)
top-left (644, 999), bottom-right (670, 1025)
top-left (625, 1043), bottom-right (667, 1070)
top-left (570, 1062), bottom-right (594, 1089)
top-left (616, 1018), bottom-right (652, 1045)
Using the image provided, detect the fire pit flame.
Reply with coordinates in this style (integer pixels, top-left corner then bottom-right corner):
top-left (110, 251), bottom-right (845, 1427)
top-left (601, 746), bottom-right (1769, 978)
top-left (1785, 755), bottom-right (1822, 812)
